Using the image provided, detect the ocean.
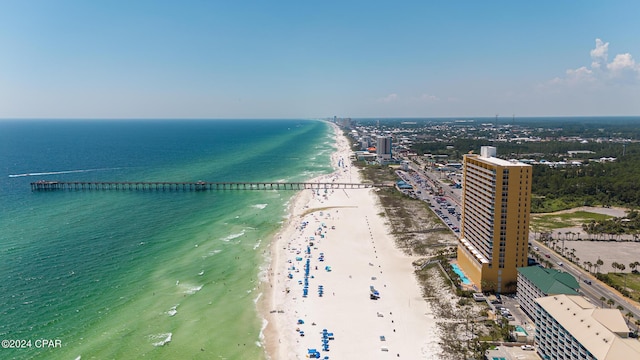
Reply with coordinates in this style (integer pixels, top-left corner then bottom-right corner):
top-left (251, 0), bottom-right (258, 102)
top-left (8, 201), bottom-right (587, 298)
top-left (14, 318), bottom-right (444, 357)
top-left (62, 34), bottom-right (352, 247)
top-left (0, 119), bottom-right (334, 360)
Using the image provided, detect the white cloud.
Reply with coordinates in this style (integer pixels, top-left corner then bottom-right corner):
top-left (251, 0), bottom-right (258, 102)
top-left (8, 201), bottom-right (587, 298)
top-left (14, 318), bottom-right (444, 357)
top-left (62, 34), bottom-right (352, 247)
top-left (590, 38), bottom-right (609, 69)
top-left (553, 38), bottom-right (640, 86)
top-left (607, 53), bottom-right (637, 72)
top-left (408, 93), bottom-right (441, 103)
top-left (377, 93), bottom-right (398, 103)
top-left (418, 93), bottom-right (440, 102)
top-left (558, 66), bottom-right (594, 85)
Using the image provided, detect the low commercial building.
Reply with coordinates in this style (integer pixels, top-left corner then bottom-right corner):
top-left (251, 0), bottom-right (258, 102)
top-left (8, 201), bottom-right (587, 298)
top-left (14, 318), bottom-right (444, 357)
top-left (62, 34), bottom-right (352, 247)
top-left (535, 294), bottom-right (640, 360)
top-left (517, 266), bottom-right (579, 319)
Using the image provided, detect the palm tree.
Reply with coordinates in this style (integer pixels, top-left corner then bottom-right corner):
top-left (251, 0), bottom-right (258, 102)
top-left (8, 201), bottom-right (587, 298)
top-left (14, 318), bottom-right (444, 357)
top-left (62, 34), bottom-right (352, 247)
top-left (625, 312), bottom-right (634, 326)
top-left (558, 231), bottom-right (565, 254)
top-left (600, 296), bottom-right (606, 307)
top-left (607, 298), bottom-right (615, 308)
top-left (612, 262), bottom-right (620, 273)
top-left (631, 261), bottom-right (638, 273)
top-left (596, 258), bottom-right (604, 273)
top-left (619, 263), bottom-right (628, 289)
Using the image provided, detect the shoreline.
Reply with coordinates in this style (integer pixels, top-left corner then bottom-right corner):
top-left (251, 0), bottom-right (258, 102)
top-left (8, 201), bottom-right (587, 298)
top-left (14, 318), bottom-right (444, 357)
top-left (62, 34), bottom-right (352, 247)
top-left (259, 122), bottom-right (442, 359)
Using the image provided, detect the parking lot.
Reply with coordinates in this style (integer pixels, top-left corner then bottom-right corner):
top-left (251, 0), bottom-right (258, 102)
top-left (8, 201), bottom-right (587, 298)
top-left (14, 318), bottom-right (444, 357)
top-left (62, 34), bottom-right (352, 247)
top-left (396, 169), bottom-right (462, 234)
top-left (485, 344), bottom-right (540, 360)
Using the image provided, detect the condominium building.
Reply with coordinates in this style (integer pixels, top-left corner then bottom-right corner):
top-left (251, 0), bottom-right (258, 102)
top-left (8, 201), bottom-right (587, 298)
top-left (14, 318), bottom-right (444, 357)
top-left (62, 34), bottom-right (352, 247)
top-left (517, 266), bottom-right (579, 319)
top-left (535, 294), bottom-right (640, 359)
top-left (457, 146), bottom-right (532, 293)
top-left (376, 136), bottom-right (392, 160)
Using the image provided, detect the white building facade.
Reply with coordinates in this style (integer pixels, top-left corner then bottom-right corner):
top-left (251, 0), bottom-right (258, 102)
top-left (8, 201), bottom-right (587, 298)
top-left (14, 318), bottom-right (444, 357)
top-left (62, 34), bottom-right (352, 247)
top-left (535, 295), bottom-right (640, 360)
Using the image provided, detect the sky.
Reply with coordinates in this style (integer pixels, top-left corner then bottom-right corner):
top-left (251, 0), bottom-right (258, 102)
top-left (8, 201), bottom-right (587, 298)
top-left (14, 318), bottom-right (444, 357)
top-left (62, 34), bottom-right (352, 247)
top-left (1, 1), bottom-right (639, 119)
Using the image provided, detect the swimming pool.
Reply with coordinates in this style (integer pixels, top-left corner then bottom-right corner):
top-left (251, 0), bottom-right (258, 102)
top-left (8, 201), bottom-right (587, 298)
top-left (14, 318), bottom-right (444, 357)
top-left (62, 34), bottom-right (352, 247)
top-left (450, 263), bottom-right (472, 285)
top-left (515, 325), bottom-right (528, 335)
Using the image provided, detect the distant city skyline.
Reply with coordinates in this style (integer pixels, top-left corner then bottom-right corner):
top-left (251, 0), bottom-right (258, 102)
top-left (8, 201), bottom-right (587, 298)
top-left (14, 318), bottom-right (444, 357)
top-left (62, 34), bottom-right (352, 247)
top-left (1, 1), bottom-right (639, 119)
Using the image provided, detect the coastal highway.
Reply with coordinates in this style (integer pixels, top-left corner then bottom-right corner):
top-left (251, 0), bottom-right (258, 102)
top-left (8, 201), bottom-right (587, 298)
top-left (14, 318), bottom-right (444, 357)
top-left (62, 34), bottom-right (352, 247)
top-left (405, 161), bottom-right (463, 204)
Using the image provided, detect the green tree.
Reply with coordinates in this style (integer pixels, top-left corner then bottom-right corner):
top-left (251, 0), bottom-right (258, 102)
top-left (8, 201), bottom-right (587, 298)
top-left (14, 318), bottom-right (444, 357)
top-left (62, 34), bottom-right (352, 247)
top-left (626, 312), bottom-right (634, 326)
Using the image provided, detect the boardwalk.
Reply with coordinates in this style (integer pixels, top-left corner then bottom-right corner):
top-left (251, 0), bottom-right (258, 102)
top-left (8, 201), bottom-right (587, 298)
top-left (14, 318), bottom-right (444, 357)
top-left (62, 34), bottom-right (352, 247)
top-left (30, 180), bottom-right (391, 192)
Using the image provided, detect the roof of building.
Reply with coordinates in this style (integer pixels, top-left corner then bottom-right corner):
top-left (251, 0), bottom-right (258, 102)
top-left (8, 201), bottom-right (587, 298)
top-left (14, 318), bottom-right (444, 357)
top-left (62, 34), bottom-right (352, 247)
top-left (484, 156), bottom-right (532, 167)
top-left (517, 266), bottom-right (579, 295)
top-left (467, 153), bottom-right (532, 167)
top-left (396, 180), bottom-right (413, 189)
top-left (536, 295), bottom-right (640, 359)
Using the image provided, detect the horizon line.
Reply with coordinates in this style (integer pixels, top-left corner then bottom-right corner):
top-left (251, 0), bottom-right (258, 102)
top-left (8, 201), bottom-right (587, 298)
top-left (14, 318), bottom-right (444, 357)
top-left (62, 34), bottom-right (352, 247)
top-left (1, 115), bottom-right (639, 121)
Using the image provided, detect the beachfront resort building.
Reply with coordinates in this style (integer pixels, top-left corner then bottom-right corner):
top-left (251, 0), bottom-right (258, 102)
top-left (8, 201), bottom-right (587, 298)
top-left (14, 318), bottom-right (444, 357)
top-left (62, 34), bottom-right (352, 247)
top-left (516, 266), bottom-right (579, 319)
top-left (457, 146), bottom-right (532, 293)
top-left (535, 294), bottom-right (640, 359)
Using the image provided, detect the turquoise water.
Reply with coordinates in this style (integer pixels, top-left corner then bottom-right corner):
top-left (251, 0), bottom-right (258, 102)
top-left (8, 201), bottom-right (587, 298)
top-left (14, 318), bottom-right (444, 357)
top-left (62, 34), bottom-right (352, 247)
top-left (0, 119), bottom-right (334, 359)
top-left (515, 325), bottom-right (528, 335)
top-left (450, 263), bottom-right (471, 285)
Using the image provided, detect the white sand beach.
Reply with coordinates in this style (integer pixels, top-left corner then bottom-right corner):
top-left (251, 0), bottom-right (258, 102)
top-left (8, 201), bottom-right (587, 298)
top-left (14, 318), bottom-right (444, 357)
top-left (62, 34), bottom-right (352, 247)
top-left (260, 123), bottom-right (442, 359)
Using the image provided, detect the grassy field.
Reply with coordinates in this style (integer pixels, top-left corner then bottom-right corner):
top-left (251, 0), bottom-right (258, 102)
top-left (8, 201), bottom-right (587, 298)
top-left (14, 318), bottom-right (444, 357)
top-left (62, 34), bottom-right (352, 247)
top-left (530, 211), bottom-right (613, 232)
top-left (607, 273), bottom-right (640, 303)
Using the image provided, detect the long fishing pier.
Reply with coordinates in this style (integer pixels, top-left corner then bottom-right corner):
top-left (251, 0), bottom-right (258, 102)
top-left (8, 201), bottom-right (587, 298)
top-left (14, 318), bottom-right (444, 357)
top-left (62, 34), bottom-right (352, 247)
top-left (31, 180), bottom-right (391, 192)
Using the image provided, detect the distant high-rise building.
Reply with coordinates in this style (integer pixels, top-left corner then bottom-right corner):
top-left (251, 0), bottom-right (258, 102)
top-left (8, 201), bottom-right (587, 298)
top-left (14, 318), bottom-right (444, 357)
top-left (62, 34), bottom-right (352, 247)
top-left (457, 146), bottom-right (532, 293)
top-left (376, 136), bottom-right (392, 160)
